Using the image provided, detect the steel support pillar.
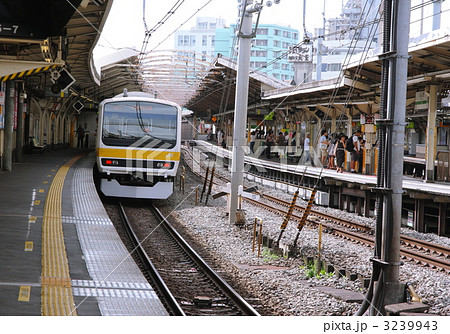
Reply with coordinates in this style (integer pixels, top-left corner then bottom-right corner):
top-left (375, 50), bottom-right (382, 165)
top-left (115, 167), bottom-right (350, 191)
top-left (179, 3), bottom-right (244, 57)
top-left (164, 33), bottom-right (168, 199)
top-left (438, 202), bottom-right (447, 236)
top-left (425, 84), bottom-right (437, 182)
top-left (414, 198), bottom-right (425, 232)
top-left (3, 80), bottom-right (15, 171)
top-left (16, 92), bottom-right (25, 163)
top-left (364, 190), bottom-right (371, 217)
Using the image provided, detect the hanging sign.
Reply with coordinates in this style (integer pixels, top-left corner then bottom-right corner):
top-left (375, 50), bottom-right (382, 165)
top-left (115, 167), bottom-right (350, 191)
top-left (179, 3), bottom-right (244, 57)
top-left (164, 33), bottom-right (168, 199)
top-left (415, 91), bottom-right (429, 110)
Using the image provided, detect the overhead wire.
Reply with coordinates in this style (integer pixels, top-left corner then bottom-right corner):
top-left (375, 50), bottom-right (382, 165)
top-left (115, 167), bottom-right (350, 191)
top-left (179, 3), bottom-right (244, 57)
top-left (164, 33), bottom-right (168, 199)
top-left (244, 1), bottom-right (383, 273)
top-left (148, 0), bottom-right (215, 53)
top-left (139, 0), bottom-right (186, 65)
top-left (67, 0), bottom-right (215, 103)
top-left (189, 9), bottom-right (386, 110)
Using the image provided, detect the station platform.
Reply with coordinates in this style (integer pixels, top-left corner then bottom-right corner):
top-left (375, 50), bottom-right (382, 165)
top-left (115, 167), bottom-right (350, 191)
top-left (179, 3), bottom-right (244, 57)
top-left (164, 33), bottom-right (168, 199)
top-left (192, 141), bottom-right (450, 235)
top-left (195, 141), bottom-right (450, 198)
top-left (0, 149), bottom-right (168, 316)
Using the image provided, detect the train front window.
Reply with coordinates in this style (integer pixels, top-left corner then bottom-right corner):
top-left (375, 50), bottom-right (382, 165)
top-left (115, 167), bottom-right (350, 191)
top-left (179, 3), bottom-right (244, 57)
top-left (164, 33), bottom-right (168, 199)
top-left (102, 101), bottom-right (178, 148)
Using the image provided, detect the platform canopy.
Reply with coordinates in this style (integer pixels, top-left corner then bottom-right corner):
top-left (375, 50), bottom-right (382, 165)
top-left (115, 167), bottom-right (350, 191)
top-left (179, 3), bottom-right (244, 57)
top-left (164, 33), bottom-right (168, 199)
top-left (184, 55), bottom-right (290, 117)
top-left (0, 0), bottom-right (112, 101)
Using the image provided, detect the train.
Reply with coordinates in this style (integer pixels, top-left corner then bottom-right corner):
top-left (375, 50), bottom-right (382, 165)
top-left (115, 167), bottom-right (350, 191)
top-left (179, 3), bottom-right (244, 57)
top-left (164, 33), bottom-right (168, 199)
top-left (94, 90), bottom-right (182, 199)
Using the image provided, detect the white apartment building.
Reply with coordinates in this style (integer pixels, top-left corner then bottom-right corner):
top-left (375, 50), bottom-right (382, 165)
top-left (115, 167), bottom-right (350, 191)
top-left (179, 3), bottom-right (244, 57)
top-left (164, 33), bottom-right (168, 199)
top-left (174, 17), bottom-right (226, 61)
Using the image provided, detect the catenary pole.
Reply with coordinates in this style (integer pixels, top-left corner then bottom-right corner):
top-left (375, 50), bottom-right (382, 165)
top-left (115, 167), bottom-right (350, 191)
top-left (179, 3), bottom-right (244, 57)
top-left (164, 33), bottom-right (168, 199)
top-left (229, 1), bottom-right (255, 224)
top-left (382, 0), bottom-right (411, 288)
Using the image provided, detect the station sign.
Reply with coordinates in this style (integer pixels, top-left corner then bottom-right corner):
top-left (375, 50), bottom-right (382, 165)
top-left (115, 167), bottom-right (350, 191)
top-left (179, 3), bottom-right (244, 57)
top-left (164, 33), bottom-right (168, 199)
top-left (0, 0), bottom-right (83, 39)
top-left (415, 91), bottom-right (429, 110)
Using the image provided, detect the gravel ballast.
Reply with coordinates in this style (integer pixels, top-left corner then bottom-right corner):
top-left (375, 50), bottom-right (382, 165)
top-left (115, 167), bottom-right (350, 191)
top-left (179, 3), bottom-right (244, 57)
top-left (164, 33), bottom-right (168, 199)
top-left (156, 152), bottom-right (450, 316)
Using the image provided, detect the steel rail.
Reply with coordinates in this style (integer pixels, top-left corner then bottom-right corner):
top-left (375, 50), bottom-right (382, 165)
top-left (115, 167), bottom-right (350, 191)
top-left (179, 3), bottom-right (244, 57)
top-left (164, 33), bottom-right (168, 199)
top-left (399, 247), bottom-right (450, 272)
top-left (182, 146), bottom-right (450, 273)
top-left (148, 203), bottom-right (261, 316)
top-left (248, 197), bottom-right (450, 273)
top-left (117, 201), bottom-right (185, 316)
top-left (401, 235), bottom-right (450, 258)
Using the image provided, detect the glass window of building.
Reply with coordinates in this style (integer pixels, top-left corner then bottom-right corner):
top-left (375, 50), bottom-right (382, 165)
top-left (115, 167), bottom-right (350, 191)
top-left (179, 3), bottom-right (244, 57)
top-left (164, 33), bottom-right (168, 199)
top-left (190, 35), bottom-right (196, 46)
top-left (256, 61), bottom-right (267, 68)
top-left (255, 39), bottom-right (268, 46)
top-left (273, 40), bottom-right (280, 47)
top-left (198, 22), bottom-right (208, 29)
top-left (283, 31), bottom-right (291, 38)
top-left (202, 35), bottom-right (207, 46)
top-left (211, 35), bottom-right (215, 47)
top-left (256, 28), bottom-right (268, 35)
top-left (328, 63), bottom-right (341, 71)
top-left (274, 29), bottom-right (280, 36)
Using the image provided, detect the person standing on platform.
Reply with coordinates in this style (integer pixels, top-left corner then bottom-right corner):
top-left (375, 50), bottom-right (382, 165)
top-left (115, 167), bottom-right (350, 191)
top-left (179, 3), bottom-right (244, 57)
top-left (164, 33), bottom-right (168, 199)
top-left (76, 125), bottom-right (85, 148)
top-left (357, 137), bottom-right (365, 173)
top-left (265, 130), bottom-right (274, 159)
top-left (327, 133), bottom-right (337, 169)
top-left (217, 129), bottom-right (223, 147)
top-left (349, 129), bottom-right (362, 173)
top-left (304, 133), bottom-right (311, 164)
top-left (276, 132), bottom-right (286, 146)
top-left (319, 129), bottom-right (329, 167)
top-left (335, 133), bottom-right (346, 173)
top-left (290, 132), bottom-right (297, 147)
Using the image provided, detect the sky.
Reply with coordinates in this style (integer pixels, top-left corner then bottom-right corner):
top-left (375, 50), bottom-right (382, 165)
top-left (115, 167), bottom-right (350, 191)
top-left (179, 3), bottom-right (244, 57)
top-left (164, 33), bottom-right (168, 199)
top-left (93, 0), bottom-right (344, 63)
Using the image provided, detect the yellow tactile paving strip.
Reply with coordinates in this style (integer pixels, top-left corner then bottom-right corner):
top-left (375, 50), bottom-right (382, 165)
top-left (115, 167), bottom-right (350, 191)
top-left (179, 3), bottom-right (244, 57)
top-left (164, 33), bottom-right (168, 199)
top-left (41, 155), bottom-right (82, 316)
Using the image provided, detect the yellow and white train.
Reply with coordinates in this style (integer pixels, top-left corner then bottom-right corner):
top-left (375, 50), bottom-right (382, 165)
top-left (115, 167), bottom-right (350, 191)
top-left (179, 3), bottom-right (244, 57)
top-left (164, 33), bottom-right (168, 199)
top-left (95, 90), bottom-right (181, 199)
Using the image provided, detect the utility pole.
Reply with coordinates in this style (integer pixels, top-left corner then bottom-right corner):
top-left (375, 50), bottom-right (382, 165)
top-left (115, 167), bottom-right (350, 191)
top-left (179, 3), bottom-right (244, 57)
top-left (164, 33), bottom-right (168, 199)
top-left (229, 0), bottom-right (280, 224)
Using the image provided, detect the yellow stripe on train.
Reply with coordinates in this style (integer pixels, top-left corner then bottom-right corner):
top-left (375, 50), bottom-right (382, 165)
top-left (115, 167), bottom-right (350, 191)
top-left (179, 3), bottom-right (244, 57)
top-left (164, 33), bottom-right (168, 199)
top-left (97, 148), bottom-right (180, 161)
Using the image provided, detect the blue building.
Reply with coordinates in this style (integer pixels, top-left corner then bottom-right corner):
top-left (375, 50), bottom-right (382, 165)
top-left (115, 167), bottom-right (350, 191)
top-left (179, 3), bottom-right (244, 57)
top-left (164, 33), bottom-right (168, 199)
top-left (215, 24), bottom-right (299, 82)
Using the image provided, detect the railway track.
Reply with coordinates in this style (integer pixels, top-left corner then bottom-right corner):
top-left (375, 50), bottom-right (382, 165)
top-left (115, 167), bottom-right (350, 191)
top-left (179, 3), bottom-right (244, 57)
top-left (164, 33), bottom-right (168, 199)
top-left (117, 200), bottom-right (260, 316)
top-left (182, 146), bottom-right (450, 273)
